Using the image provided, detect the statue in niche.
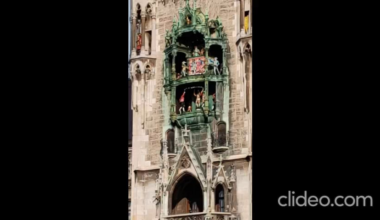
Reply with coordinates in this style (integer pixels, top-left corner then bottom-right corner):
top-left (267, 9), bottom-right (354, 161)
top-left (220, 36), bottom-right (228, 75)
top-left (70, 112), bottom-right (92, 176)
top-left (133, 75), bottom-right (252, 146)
top-left (165, 30), bottom-right (172, 47)
top-left (144, 65), bottom-right (151, 79)
top-left (135, 65), bottom-right (141, 75)
top-left (194, 89), bottom-right (203, 108)
top-left (209, 57), bottom-right (221, 75)
top-left (186, 15), bottom-right (191, 25)
top-left (245, 43), bottom-right (252, 54)
top-left (179, 91), bottom-right (186, 114)
top-left (181, 61), bottom-right (188, 77)
top-left (192, 46), bottom-right (200, 57)
top-left (215, 16), bottom-right (223, 38)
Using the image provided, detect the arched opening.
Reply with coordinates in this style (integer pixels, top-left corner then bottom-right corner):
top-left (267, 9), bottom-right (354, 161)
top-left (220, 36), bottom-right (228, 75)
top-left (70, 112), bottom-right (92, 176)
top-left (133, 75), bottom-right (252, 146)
top-left (208, 45), bottom-right (223, 75)
top-left (171, 174), bottom-right (204, 214)
top-left (177, 31), bottom-right (205, 52)
top-left (217, 122), bottom-right (226, 146)
top-left (215, 184), bottom-right (225, 212)
top-left (175, 52), bottom-right (187, 77)
top-left (145, 64), bottom-right (151, 80)
top-left (176, 82), bottom-right (204, 114)
top-left (166, 129), bottom-right (175, 153)
top-left (134, 64), bottom-right (142, 81)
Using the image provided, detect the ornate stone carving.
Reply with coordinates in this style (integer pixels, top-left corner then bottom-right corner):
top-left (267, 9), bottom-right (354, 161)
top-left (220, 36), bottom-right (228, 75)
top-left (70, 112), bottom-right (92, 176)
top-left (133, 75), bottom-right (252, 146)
top-left (180, 155), bottom-right (191, 168)
top-left (216, 216), bottom-right (224, 220)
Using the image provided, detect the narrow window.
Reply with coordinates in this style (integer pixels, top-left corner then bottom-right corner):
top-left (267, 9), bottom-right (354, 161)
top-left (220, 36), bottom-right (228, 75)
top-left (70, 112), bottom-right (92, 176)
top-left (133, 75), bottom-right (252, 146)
top-left (215, 184), bottom-right (225, 212)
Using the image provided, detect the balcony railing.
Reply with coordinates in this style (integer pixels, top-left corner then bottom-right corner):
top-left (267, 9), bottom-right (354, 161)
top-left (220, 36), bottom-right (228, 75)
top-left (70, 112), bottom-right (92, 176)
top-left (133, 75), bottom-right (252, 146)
top-left (162, 212), bottom-right (233, 220)
top-left (163, 212), bottom-right (206, 220)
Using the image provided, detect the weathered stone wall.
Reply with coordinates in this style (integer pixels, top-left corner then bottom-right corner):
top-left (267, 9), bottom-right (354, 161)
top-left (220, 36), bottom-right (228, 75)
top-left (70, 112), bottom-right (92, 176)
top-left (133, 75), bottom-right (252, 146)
top-left (133, 171), bottom-right (159, 220)
top-left (190, 126), bottom-right (208, 156)
top-left (234, 160), bottom-right (250, 220)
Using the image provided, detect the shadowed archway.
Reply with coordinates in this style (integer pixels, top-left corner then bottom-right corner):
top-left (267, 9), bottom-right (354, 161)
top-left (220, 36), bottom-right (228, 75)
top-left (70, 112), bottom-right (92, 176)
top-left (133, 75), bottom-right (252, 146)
top-left (171, 173), bottom-right (204, 214)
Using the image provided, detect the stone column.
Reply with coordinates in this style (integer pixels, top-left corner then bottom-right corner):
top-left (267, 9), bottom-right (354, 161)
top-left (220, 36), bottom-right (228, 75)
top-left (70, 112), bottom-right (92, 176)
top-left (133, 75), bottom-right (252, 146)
top-left (172, 52), bottom-right (177, 80)
top-left (171, 86), bottom-right (176, 117)
top-left (222, 48), bottom-right (227, 75)
top-left (204, 80), bottom-right (209, 114)
top-left (164, 58), bottom-right (170, 84)
top-left (151, 14), bottom-right (157, 55)
top-left (141, 12), bottom-right (146, 55)
top-left (132, 13), bottom-right (137, 56)
top-left (236, 0), bottom-right (241, 37)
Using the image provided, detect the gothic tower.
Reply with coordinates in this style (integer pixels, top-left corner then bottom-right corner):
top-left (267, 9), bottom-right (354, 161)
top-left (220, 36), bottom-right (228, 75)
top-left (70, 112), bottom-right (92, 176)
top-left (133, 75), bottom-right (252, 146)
top-left (129, 1), bottom-right (252, 219)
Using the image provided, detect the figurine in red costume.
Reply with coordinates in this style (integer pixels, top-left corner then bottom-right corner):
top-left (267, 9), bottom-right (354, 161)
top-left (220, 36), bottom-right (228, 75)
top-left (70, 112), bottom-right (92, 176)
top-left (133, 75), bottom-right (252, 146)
top-left (179, 91), bottom-right (186, 114)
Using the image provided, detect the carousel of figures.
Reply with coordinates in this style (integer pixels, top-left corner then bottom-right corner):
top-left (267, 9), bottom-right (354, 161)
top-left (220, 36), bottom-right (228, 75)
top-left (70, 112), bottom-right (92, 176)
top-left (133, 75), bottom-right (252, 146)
top-left (188, 56), bottom-right (206, 75)
top-left (194, 89), bottom-right (203, 108)
top-left (179, 91), bottom-right (186, 114)
top-left (181, 61), bottom-right (188, 77)
top-left (208, 57), bottom-right (221, 75)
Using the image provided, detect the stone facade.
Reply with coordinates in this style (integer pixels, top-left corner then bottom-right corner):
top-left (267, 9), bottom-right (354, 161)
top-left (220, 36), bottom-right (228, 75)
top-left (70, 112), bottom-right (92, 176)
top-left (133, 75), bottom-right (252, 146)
top-left (130, 0), bottom-right (252, 219)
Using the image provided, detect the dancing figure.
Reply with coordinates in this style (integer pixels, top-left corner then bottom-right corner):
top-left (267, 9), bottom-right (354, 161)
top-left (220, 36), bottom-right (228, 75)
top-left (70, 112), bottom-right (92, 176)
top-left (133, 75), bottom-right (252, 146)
top-left (194, 89), bottom-right (203, 108)
top-left (209, 57), bottom-right (220, 75)
top-left (179, 91), bottom-right (186, 114)
top-left (181, 61), bottom-right (188, 77)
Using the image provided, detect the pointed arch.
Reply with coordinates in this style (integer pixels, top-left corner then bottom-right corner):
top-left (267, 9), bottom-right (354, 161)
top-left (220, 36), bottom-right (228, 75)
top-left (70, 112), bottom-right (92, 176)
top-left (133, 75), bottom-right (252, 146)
top-left (169, 172), bottom-right (204, 214)
top-left (215, 184), bottom-right (226, 212)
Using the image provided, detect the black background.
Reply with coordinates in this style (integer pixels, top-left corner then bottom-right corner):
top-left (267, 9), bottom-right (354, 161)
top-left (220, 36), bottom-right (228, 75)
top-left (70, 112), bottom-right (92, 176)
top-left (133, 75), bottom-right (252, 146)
top-left (11, 0), bottom-right (378, 219)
